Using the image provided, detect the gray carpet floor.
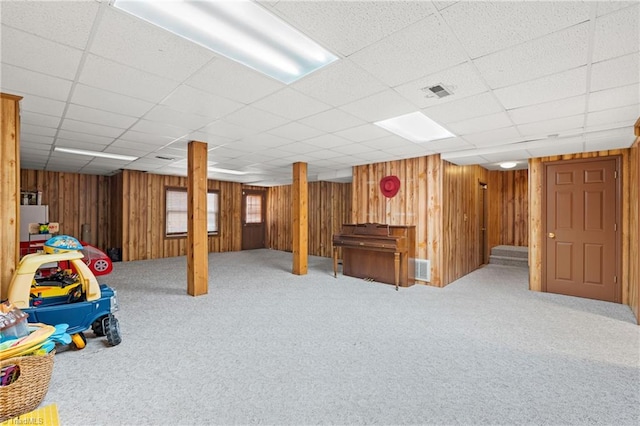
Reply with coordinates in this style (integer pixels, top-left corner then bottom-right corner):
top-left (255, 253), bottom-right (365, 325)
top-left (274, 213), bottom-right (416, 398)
top-left (42, 249), bottom-right (639, 425)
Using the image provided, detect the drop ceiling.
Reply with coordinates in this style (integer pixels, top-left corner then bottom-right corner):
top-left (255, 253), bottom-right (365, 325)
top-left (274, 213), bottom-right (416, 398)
top-left (1, 0), bottom-right (638, 185)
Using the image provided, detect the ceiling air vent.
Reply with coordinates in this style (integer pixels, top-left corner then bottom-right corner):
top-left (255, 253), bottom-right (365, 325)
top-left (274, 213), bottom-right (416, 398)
top-left (421, 83), bottom-right (454, 98)
top-left (155, 156), bottom-right (175, 161)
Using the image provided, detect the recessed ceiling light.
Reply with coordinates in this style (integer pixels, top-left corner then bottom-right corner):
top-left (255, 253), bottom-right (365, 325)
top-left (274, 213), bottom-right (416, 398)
top-left (54, 147), bottom-right (138, 162)
top-left (500, 162), bottom-right (518, 169)
top-left (374, 111), bottom-right (454, 143)
top-left (111, 0), bottom-right (338, 84)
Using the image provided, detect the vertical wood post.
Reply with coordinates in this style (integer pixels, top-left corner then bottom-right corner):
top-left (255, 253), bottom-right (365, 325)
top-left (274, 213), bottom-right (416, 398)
top-left (292, 162), bottom-right (308, 275)
top-left (187, 141), bottom-right (208, 296)
top-left (528, 158), bottom-right (543, 292)
top-left (426, 155), bottom-right (442, 287)
top-left (0, 93), bottom-right (22, 299)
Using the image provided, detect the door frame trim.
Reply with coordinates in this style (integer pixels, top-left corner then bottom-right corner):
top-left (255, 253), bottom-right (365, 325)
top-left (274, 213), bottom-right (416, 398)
top-left (541, 155), bottom-right (622, 302)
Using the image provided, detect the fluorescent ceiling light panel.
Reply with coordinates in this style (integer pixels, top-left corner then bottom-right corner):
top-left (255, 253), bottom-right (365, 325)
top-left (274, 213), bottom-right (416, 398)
top-left (111, 0), bottom-right (338, 84)
top-left (374, 112), bottom-right (454, 143)
top-left (208, 167), bottom-right (247, 175)
top-left (54, 147), bottom-right (138, 161)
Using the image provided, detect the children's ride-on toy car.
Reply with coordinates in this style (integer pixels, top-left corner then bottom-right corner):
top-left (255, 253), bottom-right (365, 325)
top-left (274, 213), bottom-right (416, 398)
top-left (7, 236), bottom-right (121, 350)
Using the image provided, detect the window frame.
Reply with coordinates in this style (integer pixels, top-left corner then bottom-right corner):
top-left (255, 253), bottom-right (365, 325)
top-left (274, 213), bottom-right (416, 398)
top-left (165, 187), bottom-right (220, 238)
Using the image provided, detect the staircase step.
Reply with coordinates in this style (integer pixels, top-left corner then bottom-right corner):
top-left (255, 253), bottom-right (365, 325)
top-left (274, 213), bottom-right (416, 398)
top-left (489, 255), bottom-right (529, 267)
top-left (490, 245), bottom-right (529, 259)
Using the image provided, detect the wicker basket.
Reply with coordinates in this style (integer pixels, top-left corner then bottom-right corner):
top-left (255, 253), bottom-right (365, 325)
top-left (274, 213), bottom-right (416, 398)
top-left (0, 351), bottom-right (55, 422)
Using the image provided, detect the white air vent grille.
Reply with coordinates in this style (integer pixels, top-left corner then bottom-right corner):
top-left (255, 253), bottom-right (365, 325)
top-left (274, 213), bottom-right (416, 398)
top-left (415, 259), bottom-right (431, 282)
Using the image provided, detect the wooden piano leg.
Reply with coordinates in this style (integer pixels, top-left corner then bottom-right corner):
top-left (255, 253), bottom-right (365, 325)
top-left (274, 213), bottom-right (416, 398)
top-left (333, 247), bottom-right (338, 278)
top-left (394, 252), bottom-right (400, 291)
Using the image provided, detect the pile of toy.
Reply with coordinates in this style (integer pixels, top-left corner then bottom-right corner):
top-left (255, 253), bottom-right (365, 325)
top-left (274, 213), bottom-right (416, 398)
top-left (0, 302), bottom-right (70, 421)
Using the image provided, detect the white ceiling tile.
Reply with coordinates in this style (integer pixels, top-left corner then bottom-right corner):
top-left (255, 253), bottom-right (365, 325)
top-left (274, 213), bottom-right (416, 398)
top-left (592, 4), bottom-right (639, 62)
top-left (446, 112), bottom-right (513, 136)
top-left (494, 67), bottom-right (587, 110)
top-left (584, 129), bottom-right (636, 151)
top-left (186, 57), bottom-right (284, 104)
top-left (442, 1), bottom-right (591, 58)
top-left (590, 53), bottom-right (639, 92)
top-left (423, 137), bottom-right (475, 153)
top-left (362, 135), bottom-right (414, 150)
top-left (292, 60), bottom-right (387, 107)
top-left (20, 134), bottom-right (54, 146)
top-left (462, 126), bottom-right (522, 147)
top-left (587, 105), bottom-right (640, 128)
top-left (91, 8), bottom-right (214, 82)
top-left (1, 26), bottom-right (82, 79)
top-left (252, 88), bottom-right (331, 120)
top-left (0, 0), bottom-right (98, 48)
top-left (267, 122), bottom-right (325, 141)
top-left (339, 90), bottom-right (416, 122)
top-left (1, 64), bottom-right (72, 101)
top-left (526, 137), bottom-right (585, 158)
top-left (180, 132), bottom-right (232, 148)
top-left (330, 142), bottom-right (379, 156)
top-left (223, 106), bottom-right (289, 133)
top-left (116, 130), bottom-right (176, 146)
top-left (79, 55), bottom-right (178, 103)
top-left (334, 124), bottom-right (390, 143)
top-left (238, 134), bottom-right (291, 150)
top-left (21, 111), bottom-right (61, 129)
top-left (350, 14), bottom-right (466, 87)
top-left (129, 120), bottom-right (189, 139)
top-left (276, 142), bottom-right (323, 155)
top-left (21, 124), bottom-right (57, 137)
top-left (271, 1), bottom-right (436, 56)
top-left (508, 95), bottom-right (587, 125)
top-left (161, 85), bottom-right (244, 118)
top-left (381, 143), bottom-right (433, 158)
top-left (298, 109), bottom-right (366, 133)
top-left (201, 120), bottom-right (257, 140)
top-left (473, 23), bottom-right (589, 89)
top-left (303, 134), bottom-right (352, 149)
top-left (596, 1), bottom-right (637, 16)
top-left (421, 92), bottom-right (504, 124)
top-left (394, 62), bottom-right (488, 109)
top-left (60, 119), bottom-right (124, 138)
top-left (20, 95), bottom-right (65, 117)
top-left (442, 155), bottom-right (490, 166)
top-left (104, 145), bottom-right (151, 158)
top-left (65, 104), bottom-right (138, 129)
top-left (143, 106), bottom-right (216, 131)
top-left (70, 84), bottom-right (154, 117)
top-left (480, 149), bottom-right (531, 163)
top-left (434, 2), bottom-right (458, 11)
top-left (56, 130), bottom-right (114, 147)
top-left (52, 139), bottom-right (108, 153)
top-left (517, 115), bottom-right (585, 138)
top-left (588, 83), bottom-right (640, 111)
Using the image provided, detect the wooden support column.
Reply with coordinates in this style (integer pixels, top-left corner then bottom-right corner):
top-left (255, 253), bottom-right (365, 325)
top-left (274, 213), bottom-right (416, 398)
top-left (0, 93), bottom-right (22, 299)
top-left (187, 141), bottom-right (208, 296)
top-left (292, 162), bottom-right (308, 275)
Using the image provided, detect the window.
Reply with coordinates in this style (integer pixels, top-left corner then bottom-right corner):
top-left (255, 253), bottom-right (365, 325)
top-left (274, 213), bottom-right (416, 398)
top-left (244, 194), bottom-right (263, 224)
top-left (166, 188), bottom-right (219, 237)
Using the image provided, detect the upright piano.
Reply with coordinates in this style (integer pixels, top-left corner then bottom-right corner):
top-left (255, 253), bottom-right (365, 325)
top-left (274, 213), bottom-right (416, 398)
top-left (332, 223), bottom-right (416, 290)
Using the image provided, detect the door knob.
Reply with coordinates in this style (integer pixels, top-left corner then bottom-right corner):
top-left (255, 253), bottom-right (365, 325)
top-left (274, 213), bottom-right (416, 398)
top-left (548, 232), bottom-right (556, 239)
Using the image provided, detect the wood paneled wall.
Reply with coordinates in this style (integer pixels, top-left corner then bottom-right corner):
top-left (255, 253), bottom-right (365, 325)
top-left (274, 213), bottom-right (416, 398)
top-left (20, 170), bottom-right (112, 249)
top-left (266, 181), bottom-right (351, 257)
top-left (487, 169), bottom-right (529, 249)
top-left (351, 156), bottom-right (488, 287)
top-left (629, 137), bottom-right (639, 323)
top-left (441, 161), bottom-right (489, 285)
top-left (528, 150), bottom-right (637, 316)
top-left (1, 93), bottom-right (21, 298)
top-left (117, 170), bottom-right (244, 261)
